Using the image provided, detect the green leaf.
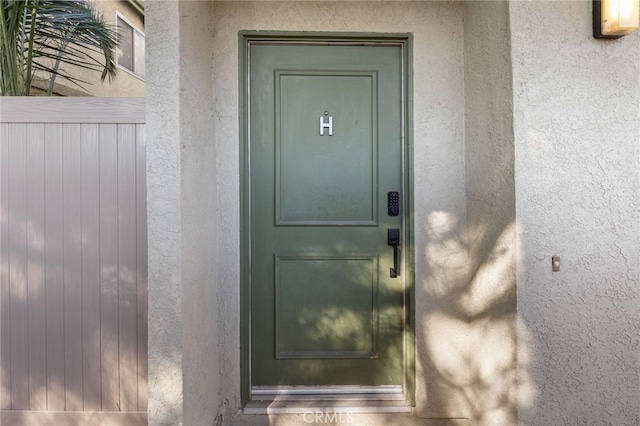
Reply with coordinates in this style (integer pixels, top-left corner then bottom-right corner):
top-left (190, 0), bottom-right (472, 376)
top-left (1, 0), bottom-right (119, 95)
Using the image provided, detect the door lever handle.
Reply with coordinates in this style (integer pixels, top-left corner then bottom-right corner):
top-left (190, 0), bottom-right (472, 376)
top-left (387, 228), bottom-right (400, 278)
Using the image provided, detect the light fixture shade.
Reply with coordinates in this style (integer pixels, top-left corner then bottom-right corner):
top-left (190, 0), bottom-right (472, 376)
top-left (594, 0), bottom-right (640, 38)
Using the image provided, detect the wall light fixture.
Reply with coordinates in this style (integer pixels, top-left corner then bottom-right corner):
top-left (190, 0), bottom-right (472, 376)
top-left (594, 0), bottom-right (639, 38)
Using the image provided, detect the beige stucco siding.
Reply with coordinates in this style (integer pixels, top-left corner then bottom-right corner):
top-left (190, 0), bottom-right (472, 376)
top-left (42, 0), bottom-right (146, 97)
top-left (211, 1), bottom-right (469, 422)
top-left (145, 1), bottom-right (640, 425)
top-left (510, 1), bottom-right (640, 424)
top-left (146, 1), bottom-right (473, 424)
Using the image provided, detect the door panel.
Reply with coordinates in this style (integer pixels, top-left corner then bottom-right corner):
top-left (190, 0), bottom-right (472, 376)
top-left (274, 255), bottom-right (378, 359)
top-left (250, 43), bottom-right (403, 387)
top-left (276, 71), bottom-right (377, 225)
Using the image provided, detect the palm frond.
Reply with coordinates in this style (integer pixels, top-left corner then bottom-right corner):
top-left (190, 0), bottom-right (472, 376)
top-left (1, 0), bottom-right (119, 95)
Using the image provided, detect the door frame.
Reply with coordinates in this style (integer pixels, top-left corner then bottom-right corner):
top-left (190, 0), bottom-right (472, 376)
top-left (239, 32), bottom-right (415, 405)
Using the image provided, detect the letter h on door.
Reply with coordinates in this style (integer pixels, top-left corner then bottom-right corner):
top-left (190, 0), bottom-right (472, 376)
top-left (320, 115), bottom-right (333, 136)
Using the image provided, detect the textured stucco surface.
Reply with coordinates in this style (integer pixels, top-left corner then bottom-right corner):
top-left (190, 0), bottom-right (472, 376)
top-left (510, 2), bottom-right (640, 425)
top-left (178, 3), bottom-right (221, 426)
top-left (88, 0), bottom-right (146, 97)
top-left (146, 2), bottom-right (184, 425)
top-left (146, 1), bottom-right (640, 425)
top-left (42, 0), bottom-right (146, 97)
top-left (147, 2), bottom-right (221, 425)
top-left (209, 1), bottom-right (467, 423)
top-left (463, 2), bottom-right (518, 425)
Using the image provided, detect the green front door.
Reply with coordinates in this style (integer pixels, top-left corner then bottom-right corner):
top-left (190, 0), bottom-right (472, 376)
top-left (248, 41), bottom-right (405, 389)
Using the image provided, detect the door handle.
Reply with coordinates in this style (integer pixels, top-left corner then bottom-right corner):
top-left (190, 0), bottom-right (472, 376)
top-left (387, 228), bottom-right (400, 278)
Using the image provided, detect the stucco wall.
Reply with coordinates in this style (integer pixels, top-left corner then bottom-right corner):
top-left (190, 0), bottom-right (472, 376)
top-left (147, 2), bottom-right (221, 425)
top-left (147, 0), bottom-right (469, 424)
top-left (90, 0), bottom-right (146, 97)
top-left (146, 1), bottom-right (640, 425)
top-left (510, 2), bottom-right (640, 425)
top-left (463, 2), bottom-right (518, 425)
top-left (178, 3), bottom-right (220, 426)
top-left (209, 1), bottom-right (467, 422)
top-left (146, 2), bottom-right (183, 424)
top-left (44, 0), bottom-right (146, 97)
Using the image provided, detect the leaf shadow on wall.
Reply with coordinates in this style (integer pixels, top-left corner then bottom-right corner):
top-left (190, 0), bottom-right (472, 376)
top-left (0, 130), bottom-right (147, 417)
top-left (414, 210), bottom-right (537, 425)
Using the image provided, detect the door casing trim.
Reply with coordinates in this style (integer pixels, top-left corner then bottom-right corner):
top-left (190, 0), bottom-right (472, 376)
top-left (239, 31), bottom-right (415, 406)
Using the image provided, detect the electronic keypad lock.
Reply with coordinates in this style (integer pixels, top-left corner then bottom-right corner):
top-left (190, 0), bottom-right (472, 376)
top-left (388, 191), bottom-right (400, 216)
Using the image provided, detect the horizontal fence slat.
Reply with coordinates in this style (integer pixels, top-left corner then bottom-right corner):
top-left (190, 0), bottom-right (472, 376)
top-left (0, 98), bottom-right (145, 124)
top-left (1, 410), bottom-right (147, 426)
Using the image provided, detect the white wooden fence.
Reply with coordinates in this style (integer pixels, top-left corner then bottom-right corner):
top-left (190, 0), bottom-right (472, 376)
top-left (0, 98), bottom-right (147, 425)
